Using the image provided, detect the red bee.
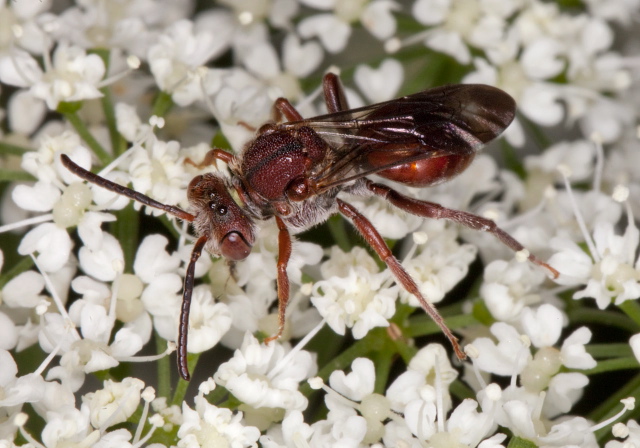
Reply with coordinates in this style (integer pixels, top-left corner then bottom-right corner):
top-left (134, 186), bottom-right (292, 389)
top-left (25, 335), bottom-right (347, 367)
top-left (62, 73), bottom-right (558, 380)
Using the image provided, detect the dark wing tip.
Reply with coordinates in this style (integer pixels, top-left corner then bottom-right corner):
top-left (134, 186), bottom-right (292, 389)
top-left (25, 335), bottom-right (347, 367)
top-left (458, 84), bottom-right (517, 143)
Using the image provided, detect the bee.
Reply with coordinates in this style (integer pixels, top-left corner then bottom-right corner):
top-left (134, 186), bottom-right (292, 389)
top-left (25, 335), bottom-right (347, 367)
top-left (62, 73), bottom-right (557, 380)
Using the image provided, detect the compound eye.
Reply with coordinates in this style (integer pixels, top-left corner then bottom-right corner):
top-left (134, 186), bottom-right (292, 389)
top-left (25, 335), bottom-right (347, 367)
top-left (220, 231), bottom-right (252, 261)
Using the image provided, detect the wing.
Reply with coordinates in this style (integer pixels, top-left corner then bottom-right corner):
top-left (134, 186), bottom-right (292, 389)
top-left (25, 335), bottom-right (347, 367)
top-left (281, 84), bottom-right (516, 191)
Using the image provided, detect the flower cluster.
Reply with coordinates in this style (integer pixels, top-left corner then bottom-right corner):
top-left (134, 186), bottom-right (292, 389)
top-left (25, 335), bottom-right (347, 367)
top-left (1, 0), bottom-right (640, 447)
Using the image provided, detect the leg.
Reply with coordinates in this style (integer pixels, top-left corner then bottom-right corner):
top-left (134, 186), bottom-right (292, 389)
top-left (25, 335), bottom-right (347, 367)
top-left (337, 199), bottom-right (466, 360)
top-left (365, 180), bottom-right (559, 278)
top-left (323, 72), bottom-right (349, 113)
top-left (274, 98), bottom-right (304, 122)
top-left (185, 148), bottom-right (237, 169)
top-left (177, 234), bottom-right (208, 381)
top-left (264, 216), bottom-right (293, 344)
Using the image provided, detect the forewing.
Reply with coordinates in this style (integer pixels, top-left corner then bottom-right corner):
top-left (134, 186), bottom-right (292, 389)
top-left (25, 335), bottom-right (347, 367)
top-left (284, 84), bottom-right (516, 190)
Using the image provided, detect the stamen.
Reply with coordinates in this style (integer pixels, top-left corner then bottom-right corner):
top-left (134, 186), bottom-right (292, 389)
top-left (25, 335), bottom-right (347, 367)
top-left (30, 254), bottom-right (81, 340)
top-left (134, 387), bottom-right (156, 443)
top-left (15, 413), bottom-right (46, 448)
top-left (557, 166), bottom-right (599, 262)
top-left (267, 318), bottom-right (326, 381)
top-left (590, 397), bottom-right (635, 432)
top-left (0, 213), bottom-right (54, 233)
top-left (384, 29), bottom-right (433, 54)
top-left (117, 345), bottom-right (175, 363)
top-left (590, 133), bottom-right (604, 193)
top-left (97, 60), bottom-right (140, 89)
top-left (132, 415), bottom-right (163, 448)
top-left (465, 343), bottom-right (488, 389)
top-left (33, 335), bottom-right (65, 376)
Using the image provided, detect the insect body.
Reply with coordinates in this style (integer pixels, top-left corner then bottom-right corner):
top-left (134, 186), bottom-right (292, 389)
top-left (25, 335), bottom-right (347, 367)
top-left (61, 73), bottom-right (558, 380)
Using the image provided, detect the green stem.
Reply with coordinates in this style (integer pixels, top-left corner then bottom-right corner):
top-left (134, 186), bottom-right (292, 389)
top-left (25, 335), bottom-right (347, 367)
top-left (579, 357), bottom-right (638, 375)
top-left (151, 91), bottom-right (174, 118)
top-left (520, 114), bottom-right (551, 150)
top-left (373, 351), bottom-right (394, 394)
top-left (110, 202), bottom-right (139, 272)
top-left (569, 307), bottom-right (640, 333)
top-left (501, 139), bottom-right (526, 179)
top-left (172, 352), bottom-right (200, 406)
top-left (619, 300), bottom-right (640, 328)
top-left (62, 110), bottom-right (111, 165)
top-left (587, 343), bottom-right (633, 359)
top-left (0, 170), bottom-right (36, 182)
top-left (155, 335), bottom-right (171, 400)
top-left (506, 436), bottom-right (538, 448)
top-left (159, 215), bottom-right (182, 240)
top-left (407, 312), bottom-right (478, 338)
top-left (327, 215), bottom-right (351, 252)
top-left (0, 141), bottom-right (31, 155)
top-left (449, 379), bottom-right (475, 401)
top-left (90, 48), bottom-right (125, 156)
top-left (391, 334), bottom-right (418, 364)
top-left (101, 86), bottom-right (125, 156)
top-left (205, 384), bottom-right (230, 406)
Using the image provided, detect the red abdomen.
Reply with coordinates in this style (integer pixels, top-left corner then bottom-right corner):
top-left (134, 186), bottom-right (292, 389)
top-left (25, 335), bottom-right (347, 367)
top-left (366, 150), bottom-right (475, 187)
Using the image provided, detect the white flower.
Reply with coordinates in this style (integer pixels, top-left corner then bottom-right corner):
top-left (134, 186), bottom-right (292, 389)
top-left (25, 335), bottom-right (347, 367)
top-left (40, 407), bottom-right (92, 448)
top-left (0, 43), bottom-right (105, 110)
top-left (178, 395), bottom-right (260, 448)
top-left (17, 222), bottom-right (73, 272)
top-left (207, 68), bottom-right (274, 150)
top-left (481, 260), bottom-right (546, 323)
top-left (386, 344), bottom-right (457, 414)
top-left (214, 333), bottom-right (317, 412)
top-left (402, 227), bottom-right (477, 307)
top-left (243, 33), bottom-right (323, 101)
top-left (127, 137), bottom-right (190, 214)
top-left (549, 218), bottom-right (640, 309)
top-left (537, 416), bottom-right (598, 447)
top-left (473, 323), bottom-right (531, 376)
top-left (82, 378), bottom-right (144, 429)
top-left (148, 19), bottom-right (230, 105)
top-left (312, 261), bottom-right (397, 339)
top-left (524, 140), bottom-right (596, 184)
top-left (77, 230), bottom-right (124, 281)
top-left (409, 0), bottom-right (513, 65)
top-left (329, 357), bottom-right (375, 402)
top-left (606, 420), bottom-right (640, 448)
top-left (543, 372), bottom-right (589, 417)
top-left (183, 285), bottom-right (232, 353)
top-left (354, 58), bottom-right (404, 104)
top-left (298, 0), bottom-right (397, 53)
top-left (560, 327), bottom-right (596, 370)
top-left (520, 304), bottom-right (564, 348)
top-left (631, 334), bottom-right (640, 365)
top-left (260, 410), bottom-right (314, 448)
top-left (0, 350), bottom-right (46, 408)
top-left (0, 1), bottom-right (52, 55)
